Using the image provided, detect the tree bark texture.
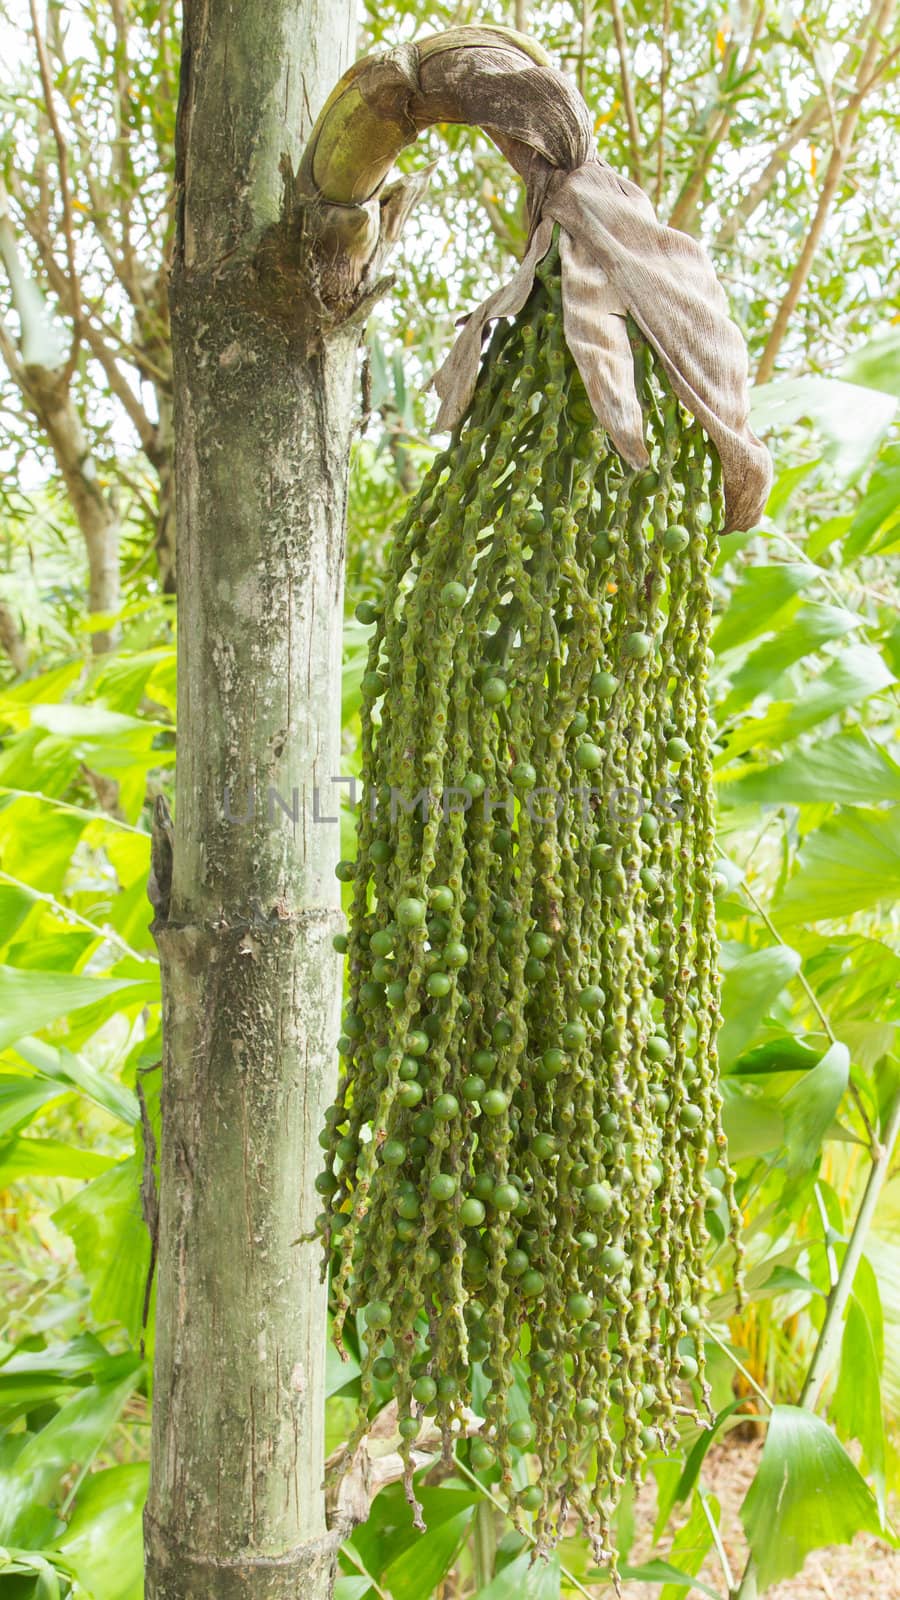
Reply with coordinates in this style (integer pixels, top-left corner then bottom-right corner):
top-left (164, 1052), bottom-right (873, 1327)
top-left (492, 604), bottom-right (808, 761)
top-left (145, 4), bottom-right (357, 1598)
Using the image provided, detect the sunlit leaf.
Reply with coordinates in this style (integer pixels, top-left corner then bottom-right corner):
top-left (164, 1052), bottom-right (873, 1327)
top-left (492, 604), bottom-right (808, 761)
top-left (52, 1463), bottom-right (148, 1600)
top-left (776, 808), bottom-right (900, 924)
top-left (780, 1042), bottom-right (849, 1171)
top-left (472, 1547), bottom-right (561, 1598)
top-left (741, 1405), bottom-right (884, 1588)
top-left (0, 966), bottom-right (158, 1052)
top-left (0, 1361), bottom-right (143, 1545)
top-left (718, 946), bottom-right (801, 1068)
top-left (831, 1258), bottom-right (886, 1520)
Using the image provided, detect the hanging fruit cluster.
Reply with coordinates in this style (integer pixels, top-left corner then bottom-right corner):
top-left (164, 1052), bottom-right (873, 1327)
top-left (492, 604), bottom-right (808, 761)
top-left (316, 244), bottom-right (742, 1562)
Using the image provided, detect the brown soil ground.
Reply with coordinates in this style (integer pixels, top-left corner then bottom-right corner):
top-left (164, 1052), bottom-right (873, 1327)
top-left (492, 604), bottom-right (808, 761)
top-left (624, 1431), bottom-right (898, 1599)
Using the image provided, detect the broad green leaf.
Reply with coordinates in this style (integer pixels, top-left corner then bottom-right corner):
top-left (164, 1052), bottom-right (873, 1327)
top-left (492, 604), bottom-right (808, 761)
top-left (473, 1548), bottom-right (561, 1598)
top-left (0, 798), bottom-right (87, 899)
top-left (728, 1035), bottom-right (822, 1076)
top-left (751, 375), bottom-right (897, 479)
top-left (619, 1560), bottom-right (722, 1599)
top-left (712, 564), bottom-right (812, 655)
top-left (333, 1579), bottom-right (372, 1600)
top-left (843, 444), bottom-right (900, 560)
top-left (831, 1258), bottom-right (886, 1520)
top-left (0, 1361), bottom-right (143, 1545)
top-left (53, 1463), bottom-right (148, 1600)
top-left (381, 1504), bottom-right (475, 1599)
top-left (717, 646), bottom-right (894, 764)
top-left (718, 946), bottom-right (801, 1069)
top-left (13, 1037), bottom-right (139, 1126)
top-left (54, 1157), bottom-right (152, 1343)
top-left (0, 966), bottom-right (157, 1052)
top-left (349, 1481), bottom-right (476, 1588)
top-left (658, 1494), bottom-right (717, 1600)
top-left (776, 808), bottom-right (900, 924)
top-left (27, 703), bottom-right (166, 740)
top-left (780, 1042), bottom-right (850, 1171)
top-left (0, 1138), bottom-right (115, 1186)
top-left (723, 729), bottom-right (900, 808)
top-left (0, 1338), bottom-right (125, 1426)
top-left (327, 1334), bottom-right (361, 1398)
top-left (0, 1076), bottom-right (66, 1137)
top-left (740, 1405), bottom-right (884, 1588)
top-left (719, 1081), bottom-right (784, 1160)
top-left (752, 1266), bottom-right (822, 1302)
top-left (840, 329), bottom-right (900, 401)
top-left (715, 602), bottom-right (861, 721)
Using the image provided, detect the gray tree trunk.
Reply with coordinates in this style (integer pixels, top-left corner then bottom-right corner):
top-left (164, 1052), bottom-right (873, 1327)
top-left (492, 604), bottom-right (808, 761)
top-left (145, 4), bottom-right (357, 1597)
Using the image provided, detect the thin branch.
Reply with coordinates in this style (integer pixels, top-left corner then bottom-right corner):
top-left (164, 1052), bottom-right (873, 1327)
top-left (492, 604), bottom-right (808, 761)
top-left (814, 1181), bottom-right (839, 1290)
top-left (756, 0), bottom-right (896, 383)
top-left (699, 1482), bottom-right (736, 1595)
top-left (608, 0), bottom-right (643, 186)
top-left (705, 1327), bottom-right (773, 1411)
top-left (27, 0), bottom-right (81, 380)
top-left (109, 0), bottom-right (138, 291)
top-left (0, 599), bottom-right (28, 675)
top-left (577, 0), bottom-right (593, 99)
top-left (514, 1), bottom-right (528, 32)
top-left (668, 2), bottom-right (766, 233)
top-left (714, 97), bottom-right (827, 247)
top-left (6, 185), bottom-right (160, 453)
top-left (655, 0), bottom-right (671, 206)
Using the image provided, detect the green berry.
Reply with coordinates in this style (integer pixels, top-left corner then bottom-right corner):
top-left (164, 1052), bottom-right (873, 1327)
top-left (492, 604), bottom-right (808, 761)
top-left (575, 741), bottom-right (603, 771)
top-left (583, 1182), bottom-right (613, 1215)
top-left (578, 985), bottom-right (605, 1013)
top-left (429, 1173), bottom-right (458, 1202)
top-left (591, 669), bottom-right (618, 699)
top-left (482, 1090), bottom-right (508, 1118)
top-left (397, 896), bottom-right (426, 927)
top-left (624, 630), bottom-right (652, 659)
top-left (482, 676), bottom-right (508, 704)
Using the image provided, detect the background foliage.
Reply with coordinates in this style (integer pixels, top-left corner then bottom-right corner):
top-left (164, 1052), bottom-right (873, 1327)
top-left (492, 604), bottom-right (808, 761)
top-left (0, 0), bottom-right (898, 1595)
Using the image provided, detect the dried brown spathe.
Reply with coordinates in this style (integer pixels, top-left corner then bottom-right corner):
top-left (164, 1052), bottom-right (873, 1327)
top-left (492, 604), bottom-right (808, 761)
top-left (306, 24), bottom-right (772, 526)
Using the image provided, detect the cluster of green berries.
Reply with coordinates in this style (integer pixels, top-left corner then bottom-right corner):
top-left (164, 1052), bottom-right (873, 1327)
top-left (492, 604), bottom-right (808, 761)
top-left (317, 245), bottom-right (742, 1566)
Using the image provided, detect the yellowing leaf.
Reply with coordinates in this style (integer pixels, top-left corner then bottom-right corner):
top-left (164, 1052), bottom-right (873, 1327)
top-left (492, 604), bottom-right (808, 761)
top-left (810, 147), bottom-right (818, 177)
top-left (715, 26), bottom-right (729, 55)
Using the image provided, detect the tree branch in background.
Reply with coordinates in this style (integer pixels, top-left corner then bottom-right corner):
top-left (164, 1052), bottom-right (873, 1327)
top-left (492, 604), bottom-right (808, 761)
top-left (714, 96), bottom-right (826, 247)
top-left (0, 600), bottom-right (28, 675)
top-left (109, 0), bottom-right (139, 297)
top-left (656, 0), bottom-right (671, 205)
top-left (27, 0), bottom-right (81, 382)
top-left (0, 191), bottom-right (120, 653)
top-left (515, 0), bottom-right (528, 29)
top-left (577, 0), bottom-right (594, 98)
top-left (608, 0), bottom-right (643, 185)
top-left (667, 0), bottom-right (766, 233)
top-left (756, 0), bottom-right (897, 382)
